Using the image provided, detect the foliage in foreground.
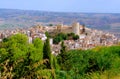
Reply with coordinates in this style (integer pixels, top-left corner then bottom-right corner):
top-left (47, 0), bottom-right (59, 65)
top-left (0, 34), bottom-right (120, 79)
top-left (56, 46), bottom-right (120, 79)
top-left (0, 34), bottom-right (58, 79)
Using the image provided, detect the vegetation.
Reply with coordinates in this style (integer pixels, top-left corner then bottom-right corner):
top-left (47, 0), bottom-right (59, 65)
top-left (48, 24), bottom-right (53, 26)
top-left (53, 32), bottom-right (79, 44)
top-left (43, 38), bottom-right (52, 69)
top-left (45, 31), bottom-right (51, 38)
top-left (56, 46), bottom-right (120, 79)
top-left (0, 34), bottom-right (57, 79)
top-left (0, 34), bottom-right (120, 79)
top-left (57, 41), bottom-right (68, 70)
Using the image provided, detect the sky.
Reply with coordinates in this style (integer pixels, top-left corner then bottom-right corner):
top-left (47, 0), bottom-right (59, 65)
top-left (0, 0), bottom-right (120, 13)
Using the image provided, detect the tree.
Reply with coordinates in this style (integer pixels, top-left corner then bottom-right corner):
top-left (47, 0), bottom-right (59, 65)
top-left (53, 36), bottom-right (62, 44)
top-left (0, 34), bottom-right (58, 78)
top-left (57, 41), bottom-right (68, 70)
top-left (53, 33), bottom-right (68, 44)
top-left (33, 38), bottom-right (43, 60)
top-left (73, 35), bottom-right (79, 40)
top-left (0, 34), bottom-right (43, 78)
top-left (48, 24), bottom-right (53, 26)
top-left (0, 34), bottom-right (29, 78)
top-left (45, 31), bottom-right (50, 38)
top-left (43, 38), bottom-right (52, 69)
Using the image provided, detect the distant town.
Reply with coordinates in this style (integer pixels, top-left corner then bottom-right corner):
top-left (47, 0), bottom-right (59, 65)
top-left (0, 22), bottom-right (119, 55)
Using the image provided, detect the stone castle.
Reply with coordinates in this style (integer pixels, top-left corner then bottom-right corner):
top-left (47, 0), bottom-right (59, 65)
top-left (50, 22), bottom-right (86, 36)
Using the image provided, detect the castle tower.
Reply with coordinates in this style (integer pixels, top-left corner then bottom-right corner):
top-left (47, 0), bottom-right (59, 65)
top-left (72, 22), bottom-right (80, 35)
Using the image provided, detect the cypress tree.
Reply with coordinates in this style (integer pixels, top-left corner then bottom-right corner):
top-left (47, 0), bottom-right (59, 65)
top-left (43, 38), bottom-right (52, 68)
top-left (43, 38), bottom-right (51, 59)
top-left (60, 41), bottom-right (67, 63)
top-left (58, 41), bottom-right (68, 69)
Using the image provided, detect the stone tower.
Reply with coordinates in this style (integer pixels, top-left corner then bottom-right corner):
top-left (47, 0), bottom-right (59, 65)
top-left (72, 22), bottom-right (80, 35)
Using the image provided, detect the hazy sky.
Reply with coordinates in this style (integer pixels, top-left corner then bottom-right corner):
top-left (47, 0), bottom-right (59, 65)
top-left (0, 0), bottom-right (120, 13)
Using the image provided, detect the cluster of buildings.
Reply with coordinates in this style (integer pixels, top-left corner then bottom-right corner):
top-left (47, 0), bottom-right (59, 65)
top-left (45, 22), bottom-right (119, 55)
top-left (0, 26), bottom-right (47, 43)
top-left (0, 22), bottom-right (119, 55)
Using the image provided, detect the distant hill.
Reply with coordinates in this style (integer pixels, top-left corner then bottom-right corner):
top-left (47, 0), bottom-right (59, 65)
top-left (0, 8), bottom-right (120, 33)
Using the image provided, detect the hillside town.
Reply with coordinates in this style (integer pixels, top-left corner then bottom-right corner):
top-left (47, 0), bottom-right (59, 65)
top-left (0, 22), bottom-right (119, 55)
